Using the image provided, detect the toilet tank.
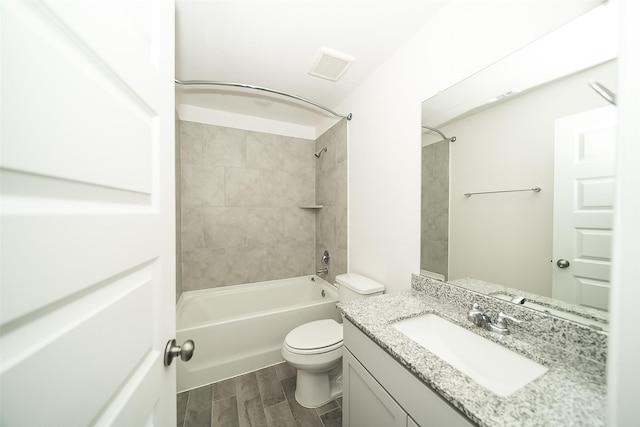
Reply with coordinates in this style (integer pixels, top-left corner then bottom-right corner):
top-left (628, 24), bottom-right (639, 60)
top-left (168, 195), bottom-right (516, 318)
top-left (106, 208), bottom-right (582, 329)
top-left (336, 273), bottom-right (385, 302)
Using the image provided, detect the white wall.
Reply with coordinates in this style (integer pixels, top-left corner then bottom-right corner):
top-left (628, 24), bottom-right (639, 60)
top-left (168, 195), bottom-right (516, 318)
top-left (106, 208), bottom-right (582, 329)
top-left (339, 1), bottom-right (607, 293)
top-left (177, 103), bottom-right (318, 139)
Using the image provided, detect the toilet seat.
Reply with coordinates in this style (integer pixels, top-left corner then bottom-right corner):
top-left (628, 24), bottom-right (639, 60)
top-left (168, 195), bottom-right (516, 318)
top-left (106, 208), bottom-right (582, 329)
top-left (284, 319), bottom-right (343, 355)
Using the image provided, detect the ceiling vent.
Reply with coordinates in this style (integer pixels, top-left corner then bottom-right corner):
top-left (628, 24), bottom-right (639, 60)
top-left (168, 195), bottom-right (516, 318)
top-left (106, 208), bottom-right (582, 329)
top-left (308, 47), bottom-right (354, 82)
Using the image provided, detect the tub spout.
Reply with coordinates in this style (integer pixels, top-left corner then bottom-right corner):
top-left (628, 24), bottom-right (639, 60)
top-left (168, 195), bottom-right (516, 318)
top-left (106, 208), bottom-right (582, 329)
top-left (316, 267), bottom-right (328, 275)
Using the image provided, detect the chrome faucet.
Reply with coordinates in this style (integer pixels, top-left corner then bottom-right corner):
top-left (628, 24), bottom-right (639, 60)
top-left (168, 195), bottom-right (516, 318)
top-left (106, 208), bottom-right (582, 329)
top-left (467, 303), bottom-right (492, 328)
top-left (467, 303), bottom-right (523, 335)
top-left (490, 312), bottom-right (523, 334)
top-left (316, 250), bottom-right (330, 275)
top-left (510, 296), bottom-right (527, 304)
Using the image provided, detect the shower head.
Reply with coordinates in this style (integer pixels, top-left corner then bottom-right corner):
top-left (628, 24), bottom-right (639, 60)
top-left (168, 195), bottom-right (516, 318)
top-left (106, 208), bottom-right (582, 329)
top-left (314, 147), bottom-right (328, 158)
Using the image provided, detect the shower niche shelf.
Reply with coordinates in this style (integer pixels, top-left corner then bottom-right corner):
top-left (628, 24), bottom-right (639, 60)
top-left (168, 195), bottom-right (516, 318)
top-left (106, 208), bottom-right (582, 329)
top-left (299, 205), bottom-right (323, 210)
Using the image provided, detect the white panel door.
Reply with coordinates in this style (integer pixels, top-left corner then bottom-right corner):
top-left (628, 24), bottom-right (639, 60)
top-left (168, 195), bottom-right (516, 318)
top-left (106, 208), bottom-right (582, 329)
top-left (552, 105), bottom-right (616, 310)
top-left (1, 1), bottom-right (176, 425)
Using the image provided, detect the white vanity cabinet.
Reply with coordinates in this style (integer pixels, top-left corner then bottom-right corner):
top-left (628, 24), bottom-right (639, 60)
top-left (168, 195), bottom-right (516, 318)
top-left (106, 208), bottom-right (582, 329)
top-left (343, 348), bottom-right (407, 427)
top-left (342, 319), bottom-right (474, 427)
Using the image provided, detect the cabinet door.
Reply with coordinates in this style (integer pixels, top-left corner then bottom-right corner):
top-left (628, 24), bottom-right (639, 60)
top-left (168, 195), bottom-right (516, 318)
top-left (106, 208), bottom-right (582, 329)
top-left (344, 320), bottom-right (474, 427)
top-left (343, 348), bottom-right (407, 427)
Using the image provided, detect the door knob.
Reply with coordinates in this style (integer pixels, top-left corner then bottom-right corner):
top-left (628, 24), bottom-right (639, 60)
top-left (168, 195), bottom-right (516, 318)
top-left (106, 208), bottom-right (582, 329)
top-left (556, 259), bottom-right (570, 268)
top-left (164, 339), bottom-right (195, 366)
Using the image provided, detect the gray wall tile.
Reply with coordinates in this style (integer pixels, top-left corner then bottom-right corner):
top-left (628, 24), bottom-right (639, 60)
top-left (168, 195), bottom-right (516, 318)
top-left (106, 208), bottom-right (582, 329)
top-left (225, 245), bottom-right (270, 285)
top-left (316, 207), bottom-right (336, 248)
top-left (182, 248), bottom-right (229, 291)
top-left (246, 208), bottom-right (284, 246)
top-left (247, 132), bottom-right (283, 171)
top-left (284, 136), bottom-right (315, 175)
top-left (336, 207), bottom-right (347, 251)
top-left (315, 165), bottom-right (337, 207)
top-left (335, 165), bottom-right (347, 207)
top-left (335, 120), bottom-right (348, 165)
top-left (314, 119), bottom-right (348, 285)
top-left (203, 125), bottom-right (247, 167)
top-left (181, 164), bottom-right (225, 207)
top-left (203, 207), bottom-right (248, 248)
top-left (272, 242), bottom-right (315, 279)
top-left (225, 168), bottom-right (267, 206)
top-left (283, 208), bottom-right (315, 244)
top-left (181, 206), bottom-right (204, 250)
top-left (178, 121), bottom-right (346, 290)
top-left (272, 170), bottom-right (315, 207)
top-left (180, 121), bottom-right (204, 165)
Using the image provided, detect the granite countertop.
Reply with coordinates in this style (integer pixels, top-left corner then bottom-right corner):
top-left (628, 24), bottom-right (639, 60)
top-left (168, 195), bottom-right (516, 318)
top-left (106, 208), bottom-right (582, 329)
top-left (338, 281), bottom-right (607, 427)
top-left (449, 277), bottom-right (609, 328)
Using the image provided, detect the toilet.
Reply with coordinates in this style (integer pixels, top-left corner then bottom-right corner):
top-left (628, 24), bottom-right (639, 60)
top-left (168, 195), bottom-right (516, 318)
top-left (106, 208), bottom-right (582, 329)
top-left (281, 273), bottom-right (385, 408)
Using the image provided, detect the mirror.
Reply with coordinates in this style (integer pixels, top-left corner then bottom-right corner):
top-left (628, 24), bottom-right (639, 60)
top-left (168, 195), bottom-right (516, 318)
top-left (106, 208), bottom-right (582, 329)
top-left (420, 2), bottom-right (617, 329)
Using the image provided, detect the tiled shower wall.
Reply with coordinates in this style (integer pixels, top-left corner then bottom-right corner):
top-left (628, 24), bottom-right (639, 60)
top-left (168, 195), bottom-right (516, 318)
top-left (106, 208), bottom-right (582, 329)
top-left (315, 119), bottom-right (348, 285)
top-left (178, 120), bottom-right (347, 292)
top-left (420, 139), bottom-right (449, 279)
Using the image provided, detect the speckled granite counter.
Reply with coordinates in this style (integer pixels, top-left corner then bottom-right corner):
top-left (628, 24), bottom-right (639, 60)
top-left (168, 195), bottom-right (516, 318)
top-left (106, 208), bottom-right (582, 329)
top-left (449, 277), bottom-right (608, 330)
top-left (338, 276), bottom-right (607, 427)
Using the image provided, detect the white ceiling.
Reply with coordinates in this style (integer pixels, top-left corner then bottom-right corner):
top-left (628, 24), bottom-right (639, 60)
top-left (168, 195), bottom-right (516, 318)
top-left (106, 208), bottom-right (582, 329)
top-left (175, 1), bottom-right (448, 128)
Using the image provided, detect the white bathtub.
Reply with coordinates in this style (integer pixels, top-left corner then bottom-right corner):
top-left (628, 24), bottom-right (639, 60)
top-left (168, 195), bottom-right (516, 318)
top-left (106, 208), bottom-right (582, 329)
top-left (176, 275), bottom-right (341, 392)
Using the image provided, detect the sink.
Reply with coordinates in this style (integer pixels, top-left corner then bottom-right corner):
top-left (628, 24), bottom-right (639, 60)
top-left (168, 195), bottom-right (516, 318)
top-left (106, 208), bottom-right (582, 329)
top-left (392, 313), bottom-right (548, 397)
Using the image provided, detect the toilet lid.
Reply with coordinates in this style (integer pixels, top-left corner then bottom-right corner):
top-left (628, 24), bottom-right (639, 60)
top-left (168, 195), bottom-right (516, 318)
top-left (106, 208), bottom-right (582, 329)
top-left (285, 319), bottom-right (343, 351)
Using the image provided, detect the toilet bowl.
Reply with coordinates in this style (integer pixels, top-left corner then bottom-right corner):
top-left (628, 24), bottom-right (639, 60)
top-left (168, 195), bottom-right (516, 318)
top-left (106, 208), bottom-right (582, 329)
top-left (282, 319), bottom-right (343, 408)
top-left (281, 273), bottom-right (385, 408)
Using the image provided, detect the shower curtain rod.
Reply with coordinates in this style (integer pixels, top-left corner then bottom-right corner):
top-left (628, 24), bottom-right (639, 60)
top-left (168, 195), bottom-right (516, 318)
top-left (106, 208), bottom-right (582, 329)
top-left (422, 126), bottom-right (456, 142)
top-left (175, 79), bottom-right (352, 121)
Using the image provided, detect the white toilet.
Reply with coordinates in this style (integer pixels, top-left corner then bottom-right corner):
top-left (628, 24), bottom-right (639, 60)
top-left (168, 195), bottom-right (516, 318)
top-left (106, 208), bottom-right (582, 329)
top-left (281, 273), bottom-right (385, 408)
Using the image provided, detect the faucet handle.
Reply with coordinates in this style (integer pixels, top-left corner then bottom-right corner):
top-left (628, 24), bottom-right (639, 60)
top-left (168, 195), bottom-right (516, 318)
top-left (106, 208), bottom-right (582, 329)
top-left (468, 303), bottom-right (489, 327)
top-left (487, 312), bottom-right (523, 334)
top-left (496, 312), bottom-right (522, 327)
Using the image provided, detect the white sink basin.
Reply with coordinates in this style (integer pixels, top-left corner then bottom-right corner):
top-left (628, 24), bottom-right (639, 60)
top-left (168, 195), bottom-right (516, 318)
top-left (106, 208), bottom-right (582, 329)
top-left (392, 313), bottom-right (548, 397)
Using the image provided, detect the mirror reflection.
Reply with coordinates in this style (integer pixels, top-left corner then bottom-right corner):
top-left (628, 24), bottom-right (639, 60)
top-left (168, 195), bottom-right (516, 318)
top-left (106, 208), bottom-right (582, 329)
top-left (420, 3), bottom-right (617, 328)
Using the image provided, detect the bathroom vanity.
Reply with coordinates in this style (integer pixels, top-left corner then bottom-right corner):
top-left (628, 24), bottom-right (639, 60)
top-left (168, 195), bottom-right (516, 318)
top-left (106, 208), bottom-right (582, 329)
top-left (339, 275), bottom-right (607, 427)
top-left (343, 319), bottom-right (472, 426)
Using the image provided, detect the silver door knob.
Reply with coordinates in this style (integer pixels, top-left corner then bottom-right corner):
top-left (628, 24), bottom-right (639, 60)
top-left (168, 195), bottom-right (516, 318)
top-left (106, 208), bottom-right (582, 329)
top-left (164, 339), bottom-right (195, 366)
top-left (556, 259), bottom-right (570, 268)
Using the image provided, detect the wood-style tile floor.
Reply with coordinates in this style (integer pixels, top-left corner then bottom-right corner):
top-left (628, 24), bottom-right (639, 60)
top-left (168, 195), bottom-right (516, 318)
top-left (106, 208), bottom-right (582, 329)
top-left (177, 362), bottom-right (342, 427)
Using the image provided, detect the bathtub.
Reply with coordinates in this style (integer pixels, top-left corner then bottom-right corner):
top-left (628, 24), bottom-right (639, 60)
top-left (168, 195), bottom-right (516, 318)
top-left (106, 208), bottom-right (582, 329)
top-left (176, 275), bottom-right (341, 392)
